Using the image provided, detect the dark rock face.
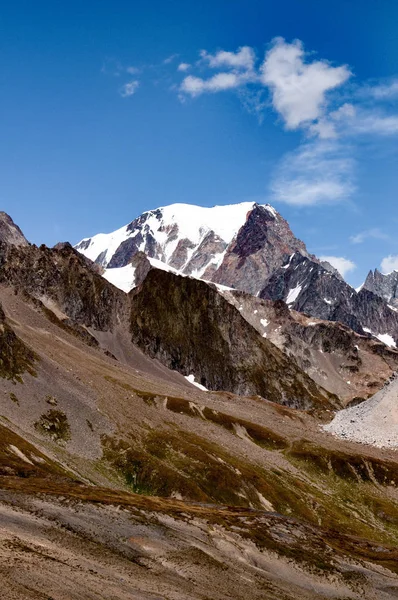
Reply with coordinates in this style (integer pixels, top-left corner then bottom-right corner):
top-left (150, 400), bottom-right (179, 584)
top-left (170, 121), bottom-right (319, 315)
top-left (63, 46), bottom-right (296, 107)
top-left (0, 301), bottom-right (37, 381)
top-left (129, 269), bottom-right (338, 409)
top-left (363, 269), bottom-right (398, 308)
top-left (107, 237), bottom-right (141, 268)
top-left (0, 243), bottom-right (129, 331)
top-left (211, 205), bottom-right (311, 295)
top-left (129, 251), bottom-right (153, 287)
top-left (261, 253), bottom-right (398, 343)
top-left (0, 212), bottom-right (29, 247)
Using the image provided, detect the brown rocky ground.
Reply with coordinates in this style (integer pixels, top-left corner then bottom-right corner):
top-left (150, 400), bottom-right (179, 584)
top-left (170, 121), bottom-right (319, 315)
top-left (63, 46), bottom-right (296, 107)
top-left (1, 283), bottom-right (398, 598)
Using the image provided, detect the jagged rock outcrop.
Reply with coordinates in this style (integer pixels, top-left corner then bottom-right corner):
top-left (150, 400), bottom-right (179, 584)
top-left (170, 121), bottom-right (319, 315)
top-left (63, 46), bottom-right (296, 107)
top-left (363, 268), bottom-right (398, 308)
top-left (129, 268), bottom-right (338, 409)
top-left (261, 252), bottom-right (398, 345)
top-left (0, 212), bottom-right (29, 247)
top-left (0, 242), bottom-right (129, 331)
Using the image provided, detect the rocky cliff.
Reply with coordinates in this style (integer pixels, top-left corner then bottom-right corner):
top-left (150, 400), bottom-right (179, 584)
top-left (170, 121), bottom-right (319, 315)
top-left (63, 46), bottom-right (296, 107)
top-left (0, 242), bottom-right (129, 331)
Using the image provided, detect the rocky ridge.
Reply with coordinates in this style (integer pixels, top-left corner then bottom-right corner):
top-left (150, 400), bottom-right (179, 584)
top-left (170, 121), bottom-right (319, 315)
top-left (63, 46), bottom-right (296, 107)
top-left (76, 202), bottom-right (398, 348)
top-left (261, 252), bottom-right (398, 346)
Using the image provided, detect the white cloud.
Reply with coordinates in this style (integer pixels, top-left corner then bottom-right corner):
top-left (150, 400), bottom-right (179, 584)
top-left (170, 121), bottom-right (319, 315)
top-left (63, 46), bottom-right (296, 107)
top-left (174, 38), bottom-right (398, 211)
top-left (119, 80), bottom-right (140, 97)
top-left (178, 62), bottom-right (191, 72)
top-left (350, 228), bottom-right (389, 244)
top-left (200, 46), bottom-right (255, 71)
top-left (260, 38), bottom-right (351, 129)
top-left (381, 255), bottom-right (398, 274)
top-left (271, 141), bottom-right (355, 206)
top-left (180, 72), bottom-right (246, 97)
top-left (179, 46), bottom-right (256, 98)
top-left (163, 53), bottom-right (179, 64)
top-left (319, 255), bottom-right (356, 278)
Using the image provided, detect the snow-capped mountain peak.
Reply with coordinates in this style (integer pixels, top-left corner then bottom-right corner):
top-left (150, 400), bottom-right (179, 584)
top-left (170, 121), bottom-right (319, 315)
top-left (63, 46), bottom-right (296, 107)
top-left (75, 201), bottom-right (304, 295)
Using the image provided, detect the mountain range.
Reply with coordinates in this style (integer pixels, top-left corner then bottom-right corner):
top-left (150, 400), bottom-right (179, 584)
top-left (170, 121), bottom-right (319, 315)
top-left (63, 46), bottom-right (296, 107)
top-left (1, 206), bottom-right (398, 598)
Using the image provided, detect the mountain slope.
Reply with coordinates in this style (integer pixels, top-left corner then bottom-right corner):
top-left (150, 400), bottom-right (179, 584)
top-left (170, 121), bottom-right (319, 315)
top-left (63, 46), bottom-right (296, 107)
top-left (0, 238), bottom-right (339, 408)
top-left (2, 259), bottom-right (398, 598)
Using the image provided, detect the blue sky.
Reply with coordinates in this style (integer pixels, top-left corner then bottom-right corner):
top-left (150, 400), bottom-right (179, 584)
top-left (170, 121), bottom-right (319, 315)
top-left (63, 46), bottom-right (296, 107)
top-left (1, 0), bottom-right (398, 286)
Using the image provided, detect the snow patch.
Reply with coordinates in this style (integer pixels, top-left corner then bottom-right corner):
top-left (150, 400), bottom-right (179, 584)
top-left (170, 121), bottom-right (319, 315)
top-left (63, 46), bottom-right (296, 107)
top-left (376, 333), bottom-right (397, 348)
top-left (286, 284), bottom-right (302, 305)
top-left (185, 374), bottom-right (208, 391)
top-left (103, 264), bottom-right (137, 293)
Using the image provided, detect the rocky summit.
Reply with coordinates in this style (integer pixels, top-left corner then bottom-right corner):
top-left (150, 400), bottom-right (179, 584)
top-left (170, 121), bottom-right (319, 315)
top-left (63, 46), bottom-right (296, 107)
top-left (2, 209), bottom-right (398, 600)
top-left (363, 267), bottom-right (398, 308)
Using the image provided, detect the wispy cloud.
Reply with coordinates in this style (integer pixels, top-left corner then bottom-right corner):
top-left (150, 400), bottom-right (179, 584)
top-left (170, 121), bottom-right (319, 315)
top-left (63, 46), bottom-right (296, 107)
top-left (163, 53), bottom-right (179, 65)
top-left (179, 47), bottom-right (257, 98)
top-left (180, 72), bottom-right (252, 97)
top-left (119, 80), bottom-right (140, 97)
top-left (350, 228), bottom-right (389, 244)
top-left (270, 140), bottom-right (355, 206)
top-left (126, 65), bottom-right (140, 75)
top-left (363, 79), bottom-right (398, 100)
top-left (319, 255), bottom-right (356, 278)
top-left (200, 46), bottom-right (255, 71)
